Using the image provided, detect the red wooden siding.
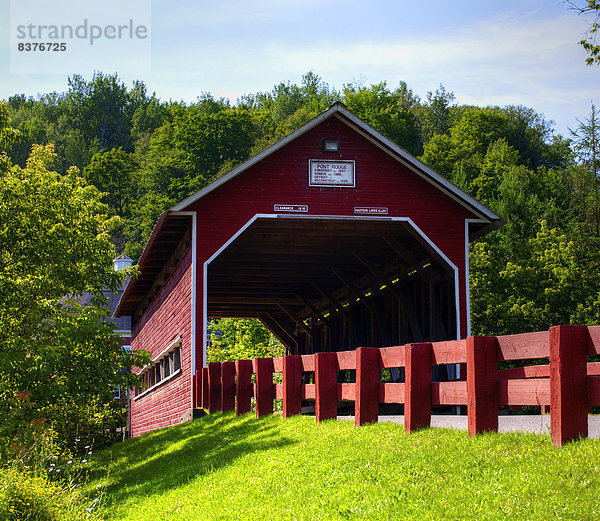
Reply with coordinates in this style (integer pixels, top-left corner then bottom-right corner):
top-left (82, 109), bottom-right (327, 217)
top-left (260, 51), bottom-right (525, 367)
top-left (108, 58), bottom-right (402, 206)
top-left (129, 249), bottom-right (193, 437)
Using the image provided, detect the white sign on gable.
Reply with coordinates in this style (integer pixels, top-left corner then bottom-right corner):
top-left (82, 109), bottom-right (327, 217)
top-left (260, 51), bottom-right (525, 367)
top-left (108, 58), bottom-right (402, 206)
top-left (274, 204), bottom-right (308, 213)
top-left (309, 160), bottom-right (355, 187)
top-left (354, 207), bottom-right (388, 215)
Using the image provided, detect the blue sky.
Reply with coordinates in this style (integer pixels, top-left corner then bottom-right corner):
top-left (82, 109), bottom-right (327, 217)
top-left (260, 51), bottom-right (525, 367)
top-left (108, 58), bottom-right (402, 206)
top-left (1, 0), bottom-right (599, 137)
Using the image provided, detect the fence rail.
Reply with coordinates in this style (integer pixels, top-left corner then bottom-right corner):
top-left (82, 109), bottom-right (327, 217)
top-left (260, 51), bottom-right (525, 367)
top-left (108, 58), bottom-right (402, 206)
top-left (193, 325), bottom-right (600, 447)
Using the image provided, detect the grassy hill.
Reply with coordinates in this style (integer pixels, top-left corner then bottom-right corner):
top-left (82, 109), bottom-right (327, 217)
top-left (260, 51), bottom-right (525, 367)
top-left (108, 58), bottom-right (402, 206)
top-left (87, 412), bottom-right (600, 520)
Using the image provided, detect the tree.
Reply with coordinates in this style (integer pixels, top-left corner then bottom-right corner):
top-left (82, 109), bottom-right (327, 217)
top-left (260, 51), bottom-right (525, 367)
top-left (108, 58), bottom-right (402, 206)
top-left (142, 105), bottom-right (257, 200)
top-left (342, 82), bottom-right (420, 155)
top-left (0, 102), bottom-right (147, 452)
top-left (569, 102), bottom-right (600, 234)
top-left (65, 73), bottom-right (132, 151)
top-left (421, 106), bottom-right (571, 195)
top-left (208, 318), bottom-right (285, 363)
top-left (413, 84), bottom-right (456, 146)
top-left (83, 147), bottom-right (138, 218)
top-left (470, 221), bottom-right (600, 335)
top-left (565, 1), bottom-right (600, 65)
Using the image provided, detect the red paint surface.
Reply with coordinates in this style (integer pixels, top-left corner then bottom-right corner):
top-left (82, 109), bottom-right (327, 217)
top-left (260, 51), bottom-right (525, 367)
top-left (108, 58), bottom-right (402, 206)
top-left (253, 358), bottom-right (274, 417)
top-left (355, 347), bottom-right (380, 426)
top-left (221, 361), bottom-right (236, 412)
top-left (467, 336), bottom-right (498, 436)
top-left (235, 359), bottom-right (253, 416)
top-left (405, 343), bottom-right (433, 433)
top-left (283, 355), bottom-right (302, 418)
top-left (315, 352), bottom-right (337, 422)
top-left (194, 327), bottom-right (597, 444)
top-left (550, 325), bottom-right (588, 446)
top-left (129, 249), bottom-right (193, 437)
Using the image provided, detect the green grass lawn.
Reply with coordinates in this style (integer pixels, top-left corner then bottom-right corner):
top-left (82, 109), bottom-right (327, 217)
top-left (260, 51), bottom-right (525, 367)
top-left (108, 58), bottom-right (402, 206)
top-left (87, 412), bottom-right (600, 520)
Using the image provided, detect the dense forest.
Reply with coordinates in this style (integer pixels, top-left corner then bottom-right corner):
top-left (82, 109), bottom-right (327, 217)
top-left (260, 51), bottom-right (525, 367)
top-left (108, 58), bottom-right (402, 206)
top-left (4, 71), bottom-right (600, 340)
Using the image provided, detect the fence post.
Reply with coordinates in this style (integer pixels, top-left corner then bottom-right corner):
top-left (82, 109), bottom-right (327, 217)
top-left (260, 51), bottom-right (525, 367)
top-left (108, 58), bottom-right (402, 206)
top-left (550, 325), bottom-right (588, 446)
top-left (405, 343), bottom-right (432, 433)
top-left (356, 347), bottom-right (380, 426)
top-left (221, 361), bottom-right (236, 413)
top-left (193, 371), bottom-right (202, 409)
top-left (315, 352), bottom-right (337, 423)
top-left (201, 367), bottom-right (209, 409)
top-left (283, 355), bottom-right (302, 418)
top-left (235, 359), bottom-right (252, 416)
top-left (254, 358), bottom-right (274, 418)
top-left (466, 336), bottom-right (498, 436)
top-left (208, 362), bottom-right (222, 414)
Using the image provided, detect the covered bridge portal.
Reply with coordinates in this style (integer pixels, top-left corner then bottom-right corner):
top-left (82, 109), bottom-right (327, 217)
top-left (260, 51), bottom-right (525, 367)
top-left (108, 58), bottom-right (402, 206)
top-left (208, 215), bottom-right (458, 354)
top-left (116, 102), bottom-right (503, 436)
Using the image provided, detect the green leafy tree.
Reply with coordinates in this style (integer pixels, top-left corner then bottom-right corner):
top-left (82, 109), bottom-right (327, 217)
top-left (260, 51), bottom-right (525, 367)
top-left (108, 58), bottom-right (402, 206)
top-left (6, 73), bottom-right (165, 175)
top-left (142, 105), bottom-right (257, 200)
top-left (83, 147), bottom-right (140, 253)
top-left (422, 106), bottom-right (571, 193)
top-left (470, 221), bottom-right (600, 334)
top-left (342, 81), bottom-right (420, 155)
top-left (413, 84), bottom-right (457, 146)
top-left (243, 72), bottom-right (339, 152)
top-left (83, 147), bottom-right (138, 218)
top-left (208, 318), bottom-right (285, 363)
top-left (0, 102), bottom-right (147, 454)
top-left (569, 102), bottom-right (600, 234)
top-left (65, 73), bottom-right (132, 151)
top-left (129, 80), bottom-right (166, 143)
top-left (123, 191), bottom-right (174, 261)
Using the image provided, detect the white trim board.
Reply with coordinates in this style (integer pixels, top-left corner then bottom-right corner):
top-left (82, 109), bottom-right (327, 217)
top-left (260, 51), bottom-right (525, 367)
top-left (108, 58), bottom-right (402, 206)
top-left (170, 210), bottom-right (197, 405)
top-left (153, 335), bottom-right (182, 362)
top-left (464, 218), bottom-right (487, 338)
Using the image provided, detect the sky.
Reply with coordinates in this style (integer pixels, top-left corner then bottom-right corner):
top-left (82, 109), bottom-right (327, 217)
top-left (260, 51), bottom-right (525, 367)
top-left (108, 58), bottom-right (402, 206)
top-left (1, 0), bottom-right (599, 137)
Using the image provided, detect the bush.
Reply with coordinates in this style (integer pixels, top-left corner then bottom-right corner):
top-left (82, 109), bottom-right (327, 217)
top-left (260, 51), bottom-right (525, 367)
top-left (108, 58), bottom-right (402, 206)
top-left (0, 467), bottom-right (100, 521)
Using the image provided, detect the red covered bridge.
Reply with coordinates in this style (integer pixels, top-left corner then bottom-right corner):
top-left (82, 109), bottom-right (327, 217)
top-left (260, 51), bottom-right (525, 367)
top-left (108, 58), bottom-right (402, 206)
top-left (115, 102), bottom-right (503, 436)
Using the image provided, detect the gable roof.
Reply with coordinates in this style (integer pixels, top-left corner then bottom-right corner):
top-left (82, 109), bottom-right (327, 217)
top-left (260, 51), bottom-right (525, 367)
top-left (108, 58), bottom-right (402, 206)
top-left (171, 101), bottom-right (504, 238)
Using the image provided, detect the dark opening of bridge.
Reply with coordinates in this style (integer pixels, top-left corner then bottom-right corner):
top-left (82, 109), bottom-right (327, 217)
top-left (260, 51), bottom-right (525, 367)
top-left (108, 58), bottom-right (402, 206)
top-left (207, 216), bottom-right (457, 355)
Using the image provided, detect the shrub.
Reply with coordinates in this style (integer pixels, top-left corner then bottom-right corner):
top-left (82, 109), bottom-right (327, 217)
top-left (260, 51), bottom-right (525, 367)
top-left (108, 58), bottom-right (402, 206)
top-left (0, 467), bottom-right (101, 521)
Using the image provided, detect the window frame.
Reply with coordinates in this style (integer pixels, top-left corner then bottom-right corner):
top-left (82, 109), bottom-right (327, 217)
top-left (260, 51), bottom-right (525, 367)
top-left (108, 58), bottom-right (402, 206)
top-left (134, 336), bottom-right (183, 401)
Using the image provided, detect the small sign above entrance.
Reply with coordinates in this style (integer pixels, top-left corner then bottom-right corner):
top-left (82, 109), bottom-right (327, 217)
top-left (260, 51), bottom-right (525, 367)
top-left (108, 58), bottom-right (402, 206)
top-left (274, 204), bottom-right (309, 213)
top-left (354, 207), bottom-right (389, 215)
top-left (309, 160), bottom-right (355, 187)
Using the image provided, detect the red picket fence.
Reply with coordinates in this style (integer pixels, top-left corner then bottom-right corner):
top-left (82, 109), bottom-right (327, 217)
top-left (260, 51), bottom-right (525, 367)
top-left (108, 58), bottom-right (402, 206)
top-left (193, 325), bottom-right (600, 447)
